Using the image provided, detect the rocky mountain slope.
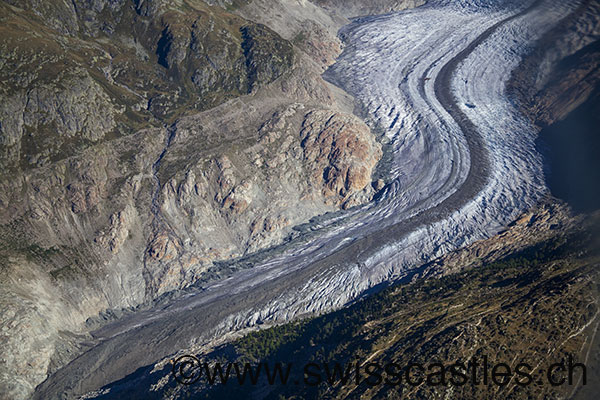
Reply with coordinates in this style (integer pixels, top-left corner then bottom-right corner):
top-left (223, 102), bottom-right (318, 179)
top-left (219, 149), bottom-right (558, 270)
top-left (0, 0), bottom-right (397, 398)
top-left (311, 0), bottom-right (425, 18)
top-left (508, 0), bottom-right (600, 127)
top-left (506, 0), bottom-right (600, 212)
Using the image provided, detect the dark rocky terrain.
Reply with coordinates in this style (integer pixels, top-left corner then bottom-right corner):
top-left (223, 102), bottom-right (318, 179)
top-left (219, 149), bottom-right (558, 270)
top-left (507, 0), bottom-right (600, 210)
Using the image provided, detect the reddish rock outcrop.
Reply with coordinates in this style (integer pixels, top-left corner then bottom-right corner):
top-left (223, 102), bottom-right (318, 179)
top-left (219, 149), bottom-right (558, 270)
top-left (300, 110), bottom-right (382, 206)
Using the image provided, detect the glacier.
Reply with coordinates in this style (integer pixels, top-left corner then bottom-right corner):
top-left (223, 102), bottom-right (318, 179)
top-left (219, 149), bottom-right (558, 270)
top-left (33, 0), bottom-right (582, 398)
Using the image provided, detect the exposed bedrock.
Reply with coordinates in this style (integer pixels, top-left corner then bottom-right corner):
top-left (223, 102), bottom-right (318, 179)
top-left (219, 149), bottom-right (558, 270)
top-left (507, 0), bottom-right (600, 126)
top-left (312, 0), bottom-right (426, 18)
top-left (142, 105), bottom-right (381, 297)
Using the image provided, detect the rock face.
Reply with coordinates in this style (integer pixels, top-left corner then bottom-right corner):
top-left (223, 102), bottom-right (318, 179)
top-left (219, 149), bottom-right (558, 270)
top-left (507, 0), bottom-right (600, 127)
top-left (141, 104), bottom-right (381, 296)
top-left (0, 125), bottom-right (165, 398)
top-left (0, 70), bottom-right (118, 163)
top-left (301, 110), bottom-right (382, 208)
top-left (1, 1), bottom-right (594, 398)
top-left (312, 0), bottom-right (425, 18)
top-left (0, 0), bottom-right (384, 398)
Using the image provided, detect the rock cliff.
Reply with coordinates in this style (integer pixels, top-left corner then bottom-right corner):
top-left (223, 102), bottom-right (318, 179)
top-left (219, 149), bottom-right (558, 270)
top-left (507, 0), bottom-right (600, 127)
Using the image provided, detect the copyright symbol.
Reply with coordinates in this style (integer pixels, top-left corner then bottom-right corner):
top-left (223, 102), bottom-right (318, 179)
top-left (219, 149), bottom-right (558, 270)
top-left (172, 355), bottom-right (202, 385)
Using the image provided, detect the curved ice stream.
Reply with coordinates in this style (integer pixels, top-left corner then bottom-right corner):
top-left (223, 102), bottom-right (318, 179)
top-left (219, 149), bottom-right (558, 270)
top-left (34, 0), bottom-right (580, 397)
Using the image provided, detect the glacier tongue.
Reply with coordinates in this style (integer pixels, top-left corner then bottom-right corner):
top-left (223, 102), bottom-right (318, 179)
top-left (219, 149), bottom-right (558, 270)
top-left (141, 0), bottom-right (582, 363)
top-left (319, 0), bottom-right (578, 279)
